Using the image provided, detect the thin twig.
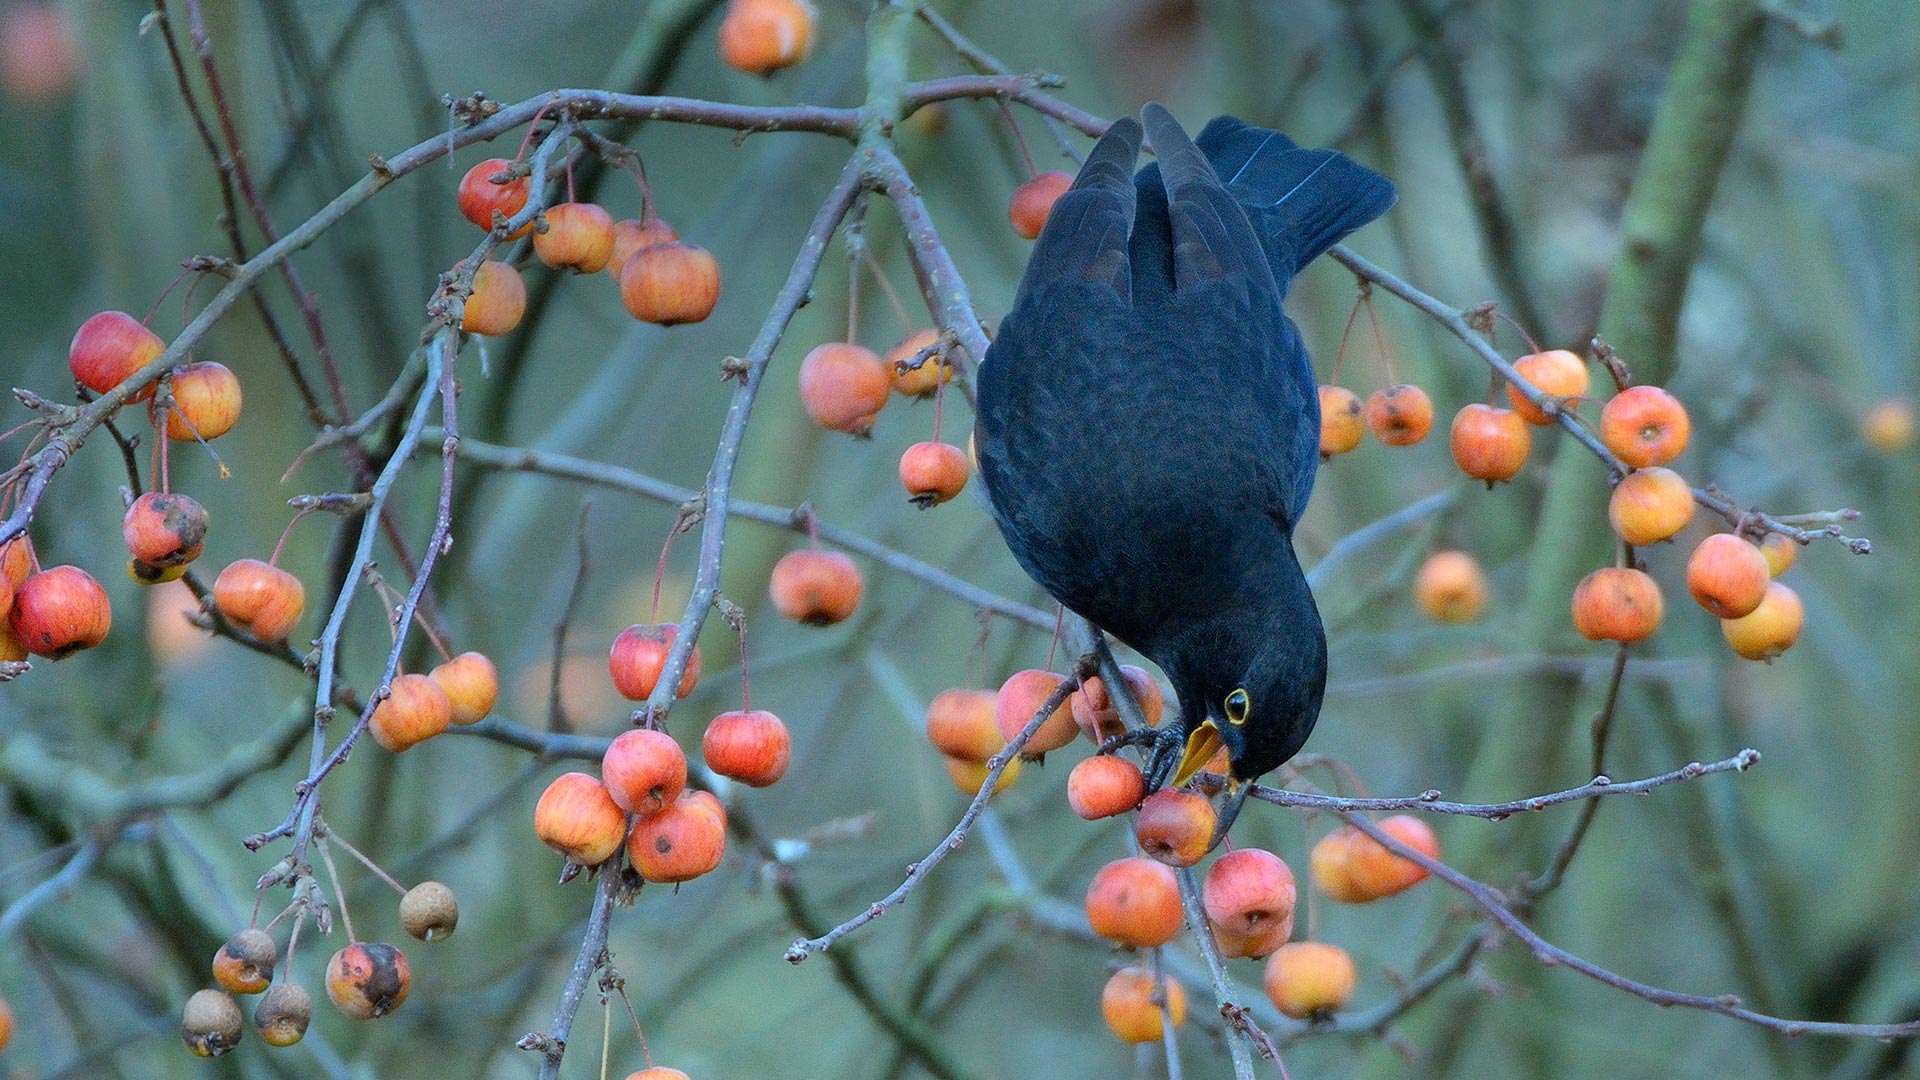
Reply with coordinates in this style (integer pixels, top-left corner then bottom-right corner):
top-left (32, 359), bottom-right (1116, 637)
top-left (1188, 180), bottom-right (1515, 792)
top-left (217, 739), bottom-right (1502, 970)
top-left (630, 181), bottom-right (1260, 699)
top-left (629, 156), bottom-right (869, 730)
top-left (548, 502), bottom-right (595, 734)
top-left (0, 839), bottom-right (105, 940)
top-left (1338, 811), bottom-right (1920, 1038)
top-left (444, 436), bottom-right (1052, 630)
top-left (519, 851), bottom-right (623, 1079)
top-left (1248, 749), bottom-right (1760, 818)
top-left (1174, 867), bottom-right (1258, 1080)
top-left (786, 653), bottom-right (1096, 962)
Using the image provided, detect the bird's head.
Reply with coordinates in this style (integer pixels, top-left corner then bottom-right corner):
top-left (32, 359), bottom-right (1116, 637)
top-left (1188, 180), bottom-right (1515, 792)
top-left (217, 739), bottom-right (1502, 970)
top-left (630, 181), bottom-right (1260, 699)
top-left (1161, 567), bottom-right (1328, 789)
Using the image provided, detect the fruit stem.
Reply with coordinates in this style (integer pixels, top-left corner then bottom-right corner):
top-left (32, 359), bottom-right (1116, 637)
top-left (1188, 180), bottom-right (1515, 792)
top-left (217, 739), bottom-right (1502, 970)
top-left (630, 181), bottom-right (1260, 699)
top-left (160, 387), bottom-right (232, 481)
top-left (650, 528), bottom-right (677, 624)
top-left (1491, 309), bottom-right (1543, 354)
top-left (315, 838), bottom-right (357, 943)
top-left (859, 245), bottom-right (913, 333)
top-left (736, 618), bottom-right (752, 713)
top-left (283, 906), bottom-right (305, 981)
top-left (931, 363), bottom-right (947, 443)
top-left (268, 508), bottom-right (311, 568)
top-left (599, 994), bottom-right (612, 1080)
top-left (613, 980), bottom-right (653, 1067)
top-left (513, 103), bottom-right (554, 164)
top-left (1328, 285), bottom-right (1367, 388)
top-left (996, 98), bottom-right (1038, 178)
top-left (1361, 286), bottom-right (1397, 384)
top-left (322, 822), bottom-right (409, 897)
top-left (844, 198), bottom-right (868, 344)
top-left (142, 264), bottom-right (195, 327)
top-left (627, 156), bottom-right (657, 225)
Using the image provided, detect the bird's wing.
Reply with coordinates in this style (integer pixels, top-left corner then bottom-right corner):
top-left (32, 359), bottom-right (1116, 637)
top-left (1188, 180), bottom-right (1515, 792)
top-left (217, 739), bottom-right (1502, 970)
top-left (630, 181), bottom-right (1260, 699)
top-left (1194, 116), bottom-right (1395, 291)
top-left (1011, 117), bottom-right (1142, 310)
top-left (1140, 103), bottom-right (1274, 296)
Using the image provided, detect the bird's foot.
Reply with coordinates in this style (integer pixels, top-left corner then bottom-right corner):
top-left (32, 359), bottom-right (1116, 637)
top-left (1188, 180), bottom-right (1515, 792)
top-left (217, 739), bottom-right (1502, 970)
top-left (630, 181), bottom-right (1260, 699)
top-left (1140, 727), bottom-right (1189, 792)
top-left (1095, 727), bottom-right (1165, 756)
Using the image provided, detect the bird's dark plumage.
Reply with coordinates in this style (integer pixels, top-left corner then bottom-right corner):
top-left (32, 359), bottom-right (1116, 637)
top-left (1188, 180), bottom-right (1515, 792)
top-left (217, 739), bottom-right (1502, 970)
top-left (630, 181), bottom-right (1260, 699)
top-left (976, 106), bottom-right (1394, 804)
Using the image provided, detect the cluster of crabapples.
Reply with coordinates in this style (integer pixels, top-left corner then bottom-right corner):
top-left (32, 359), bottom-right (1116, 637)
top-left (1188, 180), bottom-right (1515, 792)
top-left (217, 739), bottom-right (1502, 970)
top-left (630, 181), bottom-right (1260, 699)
top-left (452, 151), bottom-right (719, 338)
top-left (918, 664), bottom-right (1441, 1039)
top-left (1311, 350), bottom-right (1809, 660)
top-left (452, 2), bottom-right (814, 341)
top-left (529, 546), bottom-right (867, 882)
top-left (788, 162), bottom-right (1143, 509)
top-left (3, 311), bottom-right (266, 663)
top-left (179, 880), bottom-right (457, 1057)
top-left (1316, 347), bottom-right (1591, 479)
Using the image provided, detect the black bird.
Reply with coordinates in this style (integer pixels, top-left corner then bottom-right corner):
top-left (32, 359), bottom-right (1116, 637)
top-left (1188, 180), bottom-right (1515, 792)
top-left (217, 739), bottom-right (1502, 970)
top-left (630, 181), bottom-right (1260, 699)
top-left (975, 105), bottom-right (1394, 835)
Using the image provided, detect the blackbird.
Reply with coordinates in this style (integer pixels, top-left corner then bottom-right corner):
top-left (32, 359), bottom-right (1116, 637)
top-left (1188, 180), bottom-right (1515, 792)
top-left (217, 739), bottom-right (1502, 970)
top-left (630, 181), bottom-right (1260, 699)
top-left (975, 105), bottom-right (1394, 836)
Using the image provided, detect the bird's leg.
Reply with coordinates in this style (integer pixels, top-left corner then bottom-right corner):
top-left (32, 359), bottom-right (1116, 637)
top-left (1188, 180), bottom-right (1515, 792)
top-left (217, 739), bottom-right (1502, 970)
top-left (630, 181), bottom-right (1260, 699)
top-left (1095, 727), bottom-right (1164, 756)
top-left (1140, 727), bottom-right (1188, 792)
top-left (1208, 780), bottom-right (1252, 850)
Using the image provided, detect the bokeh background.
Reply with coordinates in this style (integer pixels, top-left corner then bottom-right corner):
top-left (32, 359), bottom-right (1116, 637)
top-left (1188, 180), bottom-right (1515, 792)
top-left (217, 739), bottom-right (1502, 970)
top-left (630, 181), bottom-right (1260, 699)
top-left (2, 0), bottom-right (1917, 1077)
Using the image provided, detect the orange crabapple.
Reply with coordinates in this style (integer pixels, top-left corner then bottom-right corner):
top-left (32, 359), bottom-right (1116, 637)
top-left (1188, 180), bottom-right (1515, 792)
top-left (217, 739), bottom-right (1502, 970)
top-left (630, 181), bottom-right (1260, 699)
top-left (1413, 550), bottom-right (1488, 624)
top-left (1264, 941), bottom-right (1356, 1019)
top-left (1134, 788), bottom-right (1216, 868)
top-left (1067, 754), bottom-right (1146, 819)
top-left (899, 441), bottom-right (970, 507)
top-left (1085, 856), bottom-right (1183, 948)
top-left (1506, 348), bottom-right (1589, 425)
top-left (462, 260), bottom-right (527, 336)
top-left (768, 549), bottom-right (863, 625)
top-left (608, 622), bottom-right (701, 701)
top-left (1009, 171), bottom-right (1073, 239)
top-left (798, 342), bottom-right (892, 436)
top-left (620, 241), bottom-right (720, 325)
top-left (1571, 567), bottom-right (1664, 644)
top-left (1600, 385), bottom-right (1690, 467)
top-left (533, 202), bottom-right (617, 273)
top-left (627, 798), bottom-right (726, 883)
top-left (601, 728), bottom-right (688, 816)
top-left (994, 668), bottom-right (1077, 754)
top-left (703, 709), bottom-right (791, 787)
top-left (369, 673), bottom-right (452, 752)
top-left (534, 772), bottom-right (627, 866)
top-left (1608, 466), bottom-right (1695, 546)
top-left (1318, 385), bottom-right (1366, 457)
top-left (456, 158), bottom-right (531, 237)
top-left (1101, 967), bottom-right (1187, 1043)
top-left (158, 360), bottom-right (242, 441)
top-left (1363, 383), bottom-right (1433, 446)
top-left (1722, 581), bottom-right (1805, 661)
top-left (69, 310), bottom-right (163, 399)
top-left (212, 559), bottom-right (304, 642)
top-left (325, 942), bottom-right (411, 1019)
top-left (8, 565), bottom-right (110, 659)
top-left (717, 0), bottom-right (816, 76)
top-left (924, 688), bottom-right (1002, 762)
top-left (1686, 533), bottom-right (1771, 619)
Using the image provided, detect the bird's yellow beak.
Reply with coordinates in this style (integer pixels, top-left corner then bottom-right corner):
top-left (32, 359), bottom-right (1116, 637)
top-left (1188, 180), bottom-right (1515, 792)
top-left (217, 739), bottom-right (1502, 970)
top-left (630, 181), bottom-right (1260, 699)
top-left (1170, 721), bottom-right (1223, 788)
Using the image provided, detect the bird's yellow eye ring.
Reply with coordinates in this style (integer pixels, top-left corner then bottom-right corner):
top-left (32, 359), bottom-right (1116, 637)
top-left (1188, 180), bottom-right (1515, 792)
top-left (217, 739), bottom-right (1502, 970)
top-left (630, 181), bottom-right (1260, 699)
top-left (1224, 688), bottom-right (1250, 726)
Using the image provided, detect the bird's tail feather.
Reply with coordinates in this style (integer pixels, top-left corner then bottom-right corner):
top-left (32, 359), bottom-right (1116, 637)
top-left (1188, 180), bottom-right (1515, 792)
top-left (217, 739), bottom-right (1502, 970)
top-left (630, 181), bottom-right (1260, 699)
top-left (1016, 117), bottom-right (1142, 307)
top-left (1195, 116), bottom-right (1395, 283)
top-left (1140, 103), bottom-right (1269, 293)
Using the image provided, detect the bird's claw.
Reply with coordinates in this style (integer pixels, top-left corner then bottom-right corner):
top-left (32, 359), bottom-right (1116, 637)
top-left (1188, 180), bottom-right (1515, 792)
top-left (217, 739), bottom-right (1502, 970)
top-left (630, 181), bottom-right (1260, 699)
top-left (1140, 728), bottom-right (1187, 792)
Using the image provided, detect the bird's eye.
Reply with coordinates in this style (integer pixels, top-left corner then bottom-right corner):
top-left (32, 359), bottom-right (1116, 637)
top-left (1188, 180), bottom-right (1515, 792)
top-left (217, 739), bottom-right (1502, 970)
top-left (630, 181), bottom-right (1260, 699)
top-left (1224, 688), bottom-right (1250, 726)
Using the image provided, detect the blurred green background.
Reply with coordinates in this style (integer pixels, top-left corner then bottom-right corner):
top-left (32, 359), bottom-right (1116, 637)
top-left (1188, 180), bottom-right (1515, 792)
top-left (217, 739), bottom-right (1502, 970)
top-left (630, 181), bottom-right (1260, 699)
top-left (1, 0), bottom-right (1917, 1077)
